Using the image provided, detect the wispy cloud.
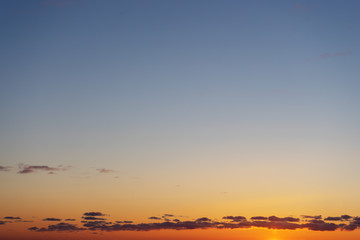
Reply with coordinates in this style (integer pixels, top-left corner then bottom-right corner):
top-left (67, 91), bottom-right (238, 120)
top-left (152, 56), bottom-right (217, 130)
top-left (0, 166), bottom-right (12, 172)
top-left (18, 165), bottom-right (71, 174)
top-left (96, 168), bottom-right (116, 174)
top-left (320, 51), bottom-right (352, 59)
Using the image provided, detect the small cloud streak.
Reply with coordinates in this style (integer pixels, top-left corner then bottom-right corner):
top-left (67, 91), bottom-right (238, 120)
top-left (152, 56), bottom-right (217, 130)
top-left (320, 51), bottom-right (351, 59)
top-left (96, 168), bottom-right (115, 174)
top-left (83, 212), bottom-right (106, 217)
top-left (302, 215), bottom-right (322, 220)
top-left (18, 165), bottom-right (71, 174)
top-left (4, 216), bottom-right (21, 220)
top-left (0, 166), bottom-right (12, 171)
top-left (43, 218), bottom-right (62, 221)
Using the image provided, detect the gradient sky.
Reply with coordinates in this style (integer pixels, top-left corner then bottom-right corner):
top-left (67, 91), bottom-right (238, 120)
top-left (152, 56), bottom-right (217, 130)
top-left (1, 0), bottom-right (360, 239)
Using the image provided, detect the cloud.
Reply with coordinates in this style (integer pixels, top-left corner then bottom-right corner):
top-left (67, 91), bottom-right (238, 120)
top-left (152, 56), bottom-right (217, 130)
top-left (83, 212), bottom-right (105, 217)
top-left (302, 215), bottom-right (322, 220)
top-left (0, 166), bottom-right (12, 171)
top-left (116, 220), bottom-right (133, 224)
top-left (43, 218), bottom-right (62, 221)
top-left (335, 52), bottom-right (351, 57)
top-left (223, 216), bottom-right (247, 222)
top-left (342, 215), bottom-right (353, 220)
top-left (29, 222), bottom-right (86, 232)
top-left (250, 216), bottom-right (268, 220)
top-left (302, 220), bottom-right (339, 231)
top-left (18, 165), bottom-right (71, 174)
top-left (319, 51), bottom-right (351, 60)
top-left (96, 168), bottom-right (116, 173)
top-left (27, 214), bottom-right (360, 233)
top-left (196, 217), bottom-right (212, 222)
top-left (83, 217), bottom-right (106, 221)
top-left (4, 216), bottom-right (21, 220)
top-left (324, 217), bottom-right (342, 221)
top-left (65, 219), bottom-right (76, 221)
top-left (268, 216), bottom-right (300, 222)
top-left (0, 221), bottom-right (5, 225)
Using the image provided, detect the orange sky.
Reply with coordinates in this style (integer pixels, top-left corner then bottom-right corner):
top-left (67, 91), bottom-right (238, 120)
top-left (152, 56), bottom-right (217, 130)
top-left (2, 227), bottom-right (360, 240)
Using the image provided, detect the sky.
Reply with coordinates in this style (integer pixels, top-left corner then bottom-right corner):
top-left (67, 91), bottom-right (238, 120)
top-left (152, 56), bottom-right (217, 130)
top-left (1, 0), bottom-right (360, 239)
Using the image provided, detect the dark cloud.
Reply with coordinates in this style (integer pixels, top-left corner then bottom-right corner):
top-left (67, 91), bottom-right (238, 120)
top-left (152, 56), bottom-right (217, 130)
top-left (4, 216), bottom-right (21, 220)
top-left (250, 216), bottom-right (268, 220)
top-left (18, 165), bottom-right (71, 174)
top-left (268, 216), bottom-right (300, 222)
top-left (83, 217), bottom-right (106, 221)
top-left (0, 166), bottom-right (12, 171)
top-left (341, 215), bottom-right (353, 220)
top-left (43, 218), bottom-right (62, 221)
top-left (302, 215), bottom-right (322, 220)
top-left (223, 216), bottom-right (247, 222)
top-left (27, 214), bottom-right (360, 233)
top-left (196, 217), bottom-right (212, 222)
top-left (97, 168), bottom-right (115, 173)
top-left (251, 220), bottom-right (299, 230)
top-left (29, 222), bottom-right (86, 232)
top-left (163, 214), bottom-right (174, 217)
top-left (324, 217), bottom-right (342, 221)
top-left (65, 219), bottom-right (76, 221)
top-left (83, 212), bottom-right (105, 217)
top-left (0, 221), bottom-right (5, 225)
top-left (302, 220), bottom-right (339, 231)
top-left (83, 220), bottom-right (112, 229)
top-left (116, 220), bottom-right (133, 224)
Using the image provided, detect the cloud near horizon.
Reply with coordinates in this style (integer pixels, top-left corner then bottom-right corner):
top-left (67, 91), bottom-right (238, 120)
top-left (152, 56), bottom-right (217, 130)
top-left (28, 213), bottom-right (360, 233)
top-left (43, 218), bottom-right (62, 221)
top-left (4, 216), bottom-right (22, 220)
